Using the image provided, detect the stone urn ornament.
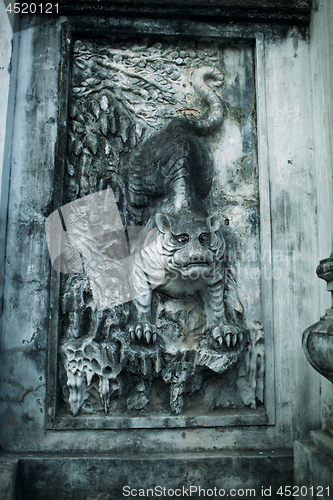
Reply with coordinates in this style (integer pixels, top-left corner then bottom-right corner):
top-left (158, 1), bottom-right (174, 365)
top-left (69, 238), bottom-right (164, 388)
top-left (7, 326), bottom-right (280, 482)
top-left (302, 253), bottom-right (333, 383)
top-left (298, 253), bottom-right (333, 488)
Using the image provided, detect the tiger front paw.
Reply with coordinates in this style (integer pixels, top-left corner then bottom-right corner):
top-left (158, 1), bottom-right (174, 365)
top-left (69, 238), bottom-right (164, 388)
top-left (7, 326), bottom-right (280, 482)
top-left (212, 324), bottom-right (243, 348)
top-left (129, 322), bottom-right (157, 344)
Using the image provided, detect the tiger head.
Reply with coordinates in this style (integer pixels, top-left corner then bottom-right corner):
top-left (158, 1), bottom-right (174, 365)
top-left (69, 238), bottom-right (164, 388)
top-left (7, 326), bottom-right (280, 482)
top-left (155, 212), bottom-right (225, 279)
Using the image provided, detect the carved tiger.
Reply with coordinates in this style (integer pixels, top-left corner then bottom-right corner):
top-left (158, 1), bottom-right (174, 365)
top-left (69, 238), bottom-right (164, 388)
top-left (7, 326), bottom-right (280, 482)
top-left (129, 211), bottom-right (243, 348)
top-left (127, 67), bottom-right (244, 348)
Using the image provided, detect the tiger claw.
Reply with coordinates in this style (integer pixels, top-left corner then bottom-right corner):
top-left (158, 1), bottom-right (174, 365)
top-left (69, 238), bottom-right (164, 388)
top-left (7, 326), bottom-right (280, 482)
top-left (129, 326), bottom-right (135, 341)
top-left (144, 324), bottom-right (152, 343)
top-left (212, 325), bottom-right (245, 348)
top-left (225, 334), bottom-right (231, 347)
top-left (135, 325), bottom-right (142, 340)
top-left (129, 322), bottom-right (158, 343)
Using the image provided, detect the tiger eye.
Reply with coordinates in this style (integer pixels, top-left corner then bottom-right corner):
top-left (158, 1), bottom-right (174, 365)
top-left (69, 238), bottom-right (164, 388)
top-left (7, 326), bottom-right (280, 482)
top-left (175, 234), bottom-right (190, 244)
top-left (199, 233), bottom-right (210, 244)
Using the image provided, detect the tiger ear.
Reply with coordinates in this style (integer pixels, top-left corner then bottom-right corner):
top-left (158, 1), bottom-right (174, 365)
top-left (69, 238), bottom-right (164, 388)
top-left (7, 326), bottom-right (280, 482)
top-left (208, 213), bottom-right (222, 232)
top-left (156, 213), bottom-right (172, 233)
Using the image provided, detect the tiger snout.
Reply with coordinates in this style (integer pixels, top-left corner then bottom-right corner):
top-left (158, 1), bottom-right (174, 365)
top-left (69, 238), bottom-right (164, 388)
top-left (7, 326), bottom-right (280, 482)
top-left (173, 243), bottom-right (214, 268)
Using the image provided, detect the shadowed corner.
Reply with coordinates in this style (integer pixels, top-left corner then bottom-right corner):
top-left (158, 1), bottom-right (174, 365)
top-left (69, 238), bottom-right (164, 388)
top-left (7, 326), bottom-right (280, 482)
top-left (3, 0), bottom-right (60, 33)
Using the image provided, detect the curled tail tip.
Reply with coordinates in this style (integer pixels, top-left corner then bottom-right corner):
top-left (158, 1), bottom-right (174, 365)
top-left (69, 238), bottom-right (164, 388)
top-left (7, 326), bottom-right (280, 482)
top-left (186, 66), bottom-right (225, 136)
top-left (192, 66), bottom-right (224, 85)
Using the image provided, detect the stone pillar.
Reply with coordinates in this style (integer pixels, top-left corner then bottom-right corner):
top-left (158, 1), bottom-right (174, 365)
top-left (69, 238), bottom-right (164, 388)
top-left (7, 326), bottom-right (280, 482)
top-left (0, 4), bottom-right (13, 169)
top-left (0, 1), bottom-right (15, 312)
top-left (0, 8), bottom-right (18, 500)
top-left (294, 2), bottom-right (333, 493)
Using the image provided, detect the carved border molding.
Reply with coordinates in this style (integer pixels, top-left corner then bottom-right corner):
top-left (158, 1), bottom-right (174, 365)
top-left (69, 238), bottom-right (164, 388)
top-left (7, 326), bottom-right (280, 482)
top-left (46, 19), bottom-right (275, 430)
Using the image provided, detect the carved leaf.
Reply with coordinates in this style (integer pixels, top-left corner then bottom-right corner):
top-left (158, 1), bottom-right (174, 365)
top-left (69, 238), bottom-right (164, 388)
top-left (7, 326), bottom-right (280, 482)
top-left (84, 133), bottom-right (98, 155)
top-left (91, 100), bottom-right (100, 119)
top-left (118, 115), bottom-right (131, 144)
top-left (75, 59), bottom-right (87, 70)
top-left (74, 140), bottom-right (83, 156)
top-left (86, 77), bottom-right (100, 87)
top-left (76, 112), bottom-right (85, 124)
top-left (100, 95), bottom-right (109, 111)
top-left (70, 105), bottom-right (78, 119)
top-left (72, 120), bottom-right (84, 135)
top-left (80, 151), bottom-right (92, 174)
top-left (100, 114), bottom-right (108, 136)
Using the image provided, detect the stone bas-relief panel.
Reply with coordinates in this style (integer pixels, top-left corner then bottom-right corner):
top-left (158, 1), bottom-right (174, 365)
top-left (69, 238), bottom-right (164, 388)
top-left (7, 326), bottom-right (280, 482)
top-left (51, 36), bottom-right (265, 425)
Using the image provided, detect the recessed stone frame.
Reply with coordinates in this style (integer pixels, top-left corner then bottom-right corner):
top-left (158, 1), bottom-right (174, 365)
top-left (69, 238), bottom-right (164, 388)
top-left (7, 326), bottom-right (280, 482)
top-left (46, 18), bottom-right (275, 431)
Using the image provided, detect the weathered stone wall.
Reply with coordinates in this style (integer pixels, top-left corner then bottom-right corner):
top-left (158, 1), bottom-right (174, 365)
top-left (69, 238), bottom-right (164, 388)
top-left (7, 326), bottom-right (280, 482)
top-left (0, 14), bottom-right (323, 450)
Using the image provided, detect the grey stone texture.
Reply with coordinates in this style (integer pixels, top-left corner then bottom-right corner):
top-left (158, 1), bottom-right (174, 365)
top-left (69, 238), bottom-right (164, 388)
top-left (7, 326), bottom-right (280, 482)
top-left (14, 451), bottom-right (293, 500)
top-left (0, 457), bottom-right (17, 500)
